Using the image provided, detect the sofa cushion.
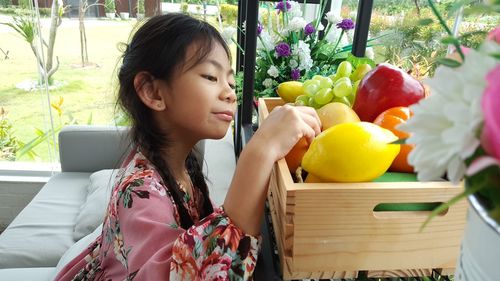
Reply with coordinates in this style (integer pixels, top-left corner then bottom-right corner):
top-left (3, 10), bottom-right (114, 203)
top-left (0, 267), bottom-right (55, 281)
top-left (73, 169), bottom-right (117, 240)
top-left (54, 224), bottom-right (103, 279)
top-left (0, 172), bottom-right (90, 269)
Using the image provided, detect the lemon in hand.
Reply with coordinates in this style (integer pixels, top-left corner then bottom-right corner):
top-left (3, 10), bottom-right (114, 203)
top-left (302, 122), bottom-right (400, 182)
top-left (277, 81), bottom-right (304, 103)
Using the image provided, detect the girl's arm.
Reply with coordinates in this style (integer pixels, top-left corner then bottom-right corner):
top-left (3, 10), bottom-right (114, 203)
top-left (224, 105), bottom-right (321, 236)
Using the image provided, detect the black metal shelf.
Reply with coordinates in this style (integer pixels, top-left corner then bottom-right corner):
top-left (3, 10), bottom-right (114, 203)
top-left (233, 1), bottom-right (374, 279)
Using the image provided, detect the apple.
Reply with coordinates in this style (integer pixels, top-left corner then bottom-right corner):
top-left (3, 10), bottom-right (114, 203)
top-left (352, 63), bottom-right (425, 122)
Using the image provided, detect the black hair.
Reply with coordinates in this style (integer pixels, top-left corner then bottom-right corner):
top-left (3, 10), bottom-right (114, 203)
top-left (117, 13), bottom-right (231, 229)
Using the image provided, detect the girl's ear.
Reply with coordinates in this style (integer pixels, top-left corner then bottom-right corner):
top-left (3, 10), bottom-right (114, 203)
top-left (134, 71), bottom-right (166, 111)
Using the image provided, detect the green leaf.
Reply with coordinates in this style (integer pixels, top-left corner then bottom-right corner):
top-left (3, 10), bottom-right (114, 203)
top-left (420, 186), bottom-right (472, 232)
top-left (390, 138), bottom-right (407, 145)
top-left (490, 53), bottom-right (500, 60)
top-left (346, 53), bottom-right (376, 69)
top-left (441, 36), bottom-right (460, 46)
top-left (436, 58), bottom-right (461, 68)
top-left (417, 18), bottom-right (434, 26)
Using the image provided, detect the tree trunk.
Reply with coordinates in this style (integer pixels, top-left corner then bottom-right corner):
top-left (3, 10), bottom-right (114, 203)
top-left (46, 0), bottom-right (62, 83)
top-left (79, 0), bottom-right (87, 67)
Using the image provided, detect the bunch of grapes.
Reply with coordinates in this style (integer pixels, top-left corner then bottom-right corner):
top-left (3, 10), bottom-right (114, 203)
top-left (294, 61), bottom-right (372, 109)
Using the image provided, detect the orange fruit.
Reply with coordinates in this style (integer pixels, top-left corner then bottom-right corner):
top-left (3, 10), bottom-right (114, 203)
top-left (285, 137), bottom-right (309, 173)
top-left (373, 107), bottom-right (414, 173)
top-left (304, 173), bottom-right (324, 183)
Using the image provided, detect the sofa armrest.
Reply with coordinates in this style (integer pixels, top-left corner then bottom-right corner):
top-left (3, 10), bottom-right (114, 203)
top-left (59, 125), bottom-right (205, 173)
top-left (59, 125), bottom-right (131, 173)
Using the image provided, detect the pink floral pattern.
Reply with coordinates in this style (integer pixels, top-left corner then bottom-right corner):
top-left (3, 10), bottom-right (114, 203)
top-left (54, 149), bottom-right (259, 281)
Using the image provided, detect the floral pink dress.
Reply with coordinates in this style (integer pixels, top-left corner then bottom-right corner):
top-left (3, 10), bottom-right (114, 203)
top-left (54, 149), bottom-right (259, 281)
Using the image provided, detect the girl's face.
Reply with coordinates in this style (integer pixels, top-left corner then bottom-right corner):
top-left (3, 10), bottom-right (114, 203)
top-left (159, 42), bottom-right (237, 141)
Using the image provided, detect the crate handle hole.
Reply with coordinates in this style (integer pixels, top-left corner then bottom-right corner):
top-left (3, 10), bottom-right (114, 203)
top-left (372, 202), bottom-right (448, 218)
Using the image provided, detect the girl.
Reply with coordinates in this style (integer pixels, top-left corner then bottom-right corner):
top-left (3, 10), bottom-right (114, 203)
top-left (55, 13), bottom-right (320, 280)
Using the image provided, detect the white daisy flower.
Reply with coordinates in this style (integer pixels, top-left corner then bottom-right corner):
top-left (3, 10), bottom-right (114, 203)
top-left (398, 41), bottom-right (500, 184)
top-left (325, 11), bottom-right (341, 24)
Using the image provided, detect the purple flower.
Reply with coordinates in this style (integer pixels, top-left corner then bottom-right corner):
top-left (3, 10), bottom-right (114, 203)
top-left (257, 23), bottom-right (263, 36)
top-left (291, 69), bottom-right (300, 80)
top-left (304, 23), bottom-right (315, 36)
top-left (275, 1), bottom-right (291, 13)
top-left (275, 42), bottom-right (291, 57)
top-left (336, 19), bottom-right (355, 31)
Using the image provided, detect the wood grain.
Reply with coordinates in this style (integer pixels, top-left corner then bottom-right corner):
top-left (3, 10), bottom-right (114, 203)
top-left (259, 98), bottom-right (466, 280)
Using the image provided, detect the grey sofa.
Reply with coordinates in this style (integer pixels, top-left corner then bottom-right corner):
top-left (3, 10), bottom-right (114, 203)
top-left (0, 125), bottom-right (204, 280)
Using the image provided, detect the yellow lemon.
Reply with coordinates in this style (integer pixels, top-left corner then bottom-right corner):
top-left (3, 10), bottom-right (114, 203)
top-left (316, 102), bottom-right (360, 131)
top-left (276, 81), bottom-right (304, 103)
top-left (302, 122), bottom-right (400, 182)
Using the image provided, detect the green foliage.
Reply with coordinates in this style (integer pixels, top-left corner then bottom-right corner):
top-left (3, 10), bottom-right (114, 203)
top-left (137, 0), bottom-right (145, 14)
top-left (18, 0), bottom-right (30, 10)
top-left (0, 110), bottom-right (20, 161)
top-left (180, 2), bottom-right (188, 14)
top-left (0, 0), bottom-right (11, 8)
top-left (219, 4), bottom-right (237, 25)
top-left (0, 15), bottom-right (37, 44)
top-left (105, 0), bottom-right (115, 13)
top-left (38, 7), bottom-right (51, 17)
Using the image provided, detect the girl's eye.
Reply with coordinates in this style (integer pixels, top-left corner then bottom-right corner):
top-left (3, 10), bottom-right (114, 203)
top-left (229, 83), bottom-right (236, 90)
top-left (202, 75), bottom-right (217, 82)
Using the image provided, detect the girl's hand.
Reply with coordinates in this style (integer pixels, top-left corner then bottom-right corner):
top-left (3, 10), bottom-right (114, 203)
top-left (250, 104), bottom-right (322, 163)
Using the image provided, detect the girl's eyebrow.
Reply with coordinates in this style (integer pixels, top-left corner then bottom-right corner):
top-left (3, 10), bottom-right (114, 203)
top-left (207, 59), bottom-right (234, 76)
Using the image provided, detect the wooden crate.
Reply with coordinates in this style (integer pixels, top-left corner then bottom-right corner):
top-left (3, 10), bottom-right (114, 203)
top-left (258, 98), bottom-right (467, 280)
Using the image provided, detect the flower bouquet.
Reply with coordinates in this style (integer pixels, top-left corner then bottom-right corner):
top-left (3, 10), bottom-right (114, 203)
top-left (243, 0), bottom-right (374, 99)
top-left (398, 1), bottom-right (500, 227)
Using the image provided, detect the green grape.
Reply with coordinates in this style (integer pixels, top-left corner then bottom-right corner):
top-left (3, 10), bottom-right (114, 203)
top-left (312, 75), bottom-right (324, 81)
top-left (304, 83), bottom-right (319, 96)
top-left (333, 80), bottom-right (353, 98)
top-left (335, 77), bottom-right (351, 85)
top-left (336, 61), bottom-right (353, 78)
top-left (318, 76), bottom-right (333, 89)
top-left (302, 79), bottom-right (316, 88)
top-left (350, 63), bottom-right (372, 82)
top-left (308, 97), bottom-right (322, 109)
top-left (295, 99), bottom-right (307, 106)
top-left (348, 80), bottom-right (361, 104)
top-left (332, 96), bottom-right (351, 107)
top-left (295, 95), bottom-right (309, 106)
top-left (328, 74), bottom-right (337, 82)
top-left (314, 88), bottom-right (333, 105)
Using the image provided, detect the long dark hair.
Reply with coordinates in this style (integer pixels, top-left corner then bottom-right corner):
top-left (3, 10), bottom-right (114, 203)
top-left (117, 13), bottom-right (231, 229)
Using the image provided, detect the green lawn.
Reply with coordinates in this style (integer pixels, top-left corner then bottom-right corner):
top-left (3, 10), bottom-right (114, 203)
top-left (0, 15), bottom-right (235, 162)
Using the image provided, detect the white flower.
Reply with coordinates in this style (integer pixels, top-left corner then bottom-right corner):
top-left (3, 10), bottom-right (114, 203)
top-left (292, 40), bottom-right (313, 71)
top-left (267, 65), bottom-right (279, 78)
top-left (288, 1), bottom-right (303, 18)
top-left (325, 11), bottom-right (341, 24)
top-left (221, 26), bottom-right (236, 45)
top-left (365, 47), bottom-right (374, 60)
top-left (262, 78), bottom-right (274, 89)
top-left (257, 30), bottom-right (274, 51)
top-left (398, 42), bottom-right (500, 184)
top-left (288, 17), bottom-right (307, 32)
top-left (325, 28), bottom-right (349, 46)
top-left (289, 59), bottom-right (298, 69)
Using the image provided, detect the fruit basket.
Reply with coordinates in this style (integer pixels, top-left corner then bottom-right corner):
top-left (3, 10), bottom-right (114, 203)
top-left (258, 98), bottom-right (468, 280)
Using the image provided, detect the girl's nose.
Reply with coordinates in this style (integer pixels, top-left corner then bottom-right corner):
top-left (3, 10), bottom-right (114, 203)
top-left (221, 86), bottom-right (236, 103)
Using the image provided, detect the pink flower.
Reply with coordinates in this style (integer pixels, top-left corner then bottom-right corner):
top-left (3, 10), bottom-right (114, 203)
top-left (467, 65), bottom-right (500, 176)
top-left (481, 65), bottom-right (500, 160)
top-left (487, 26), bottom-right (500, 44)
